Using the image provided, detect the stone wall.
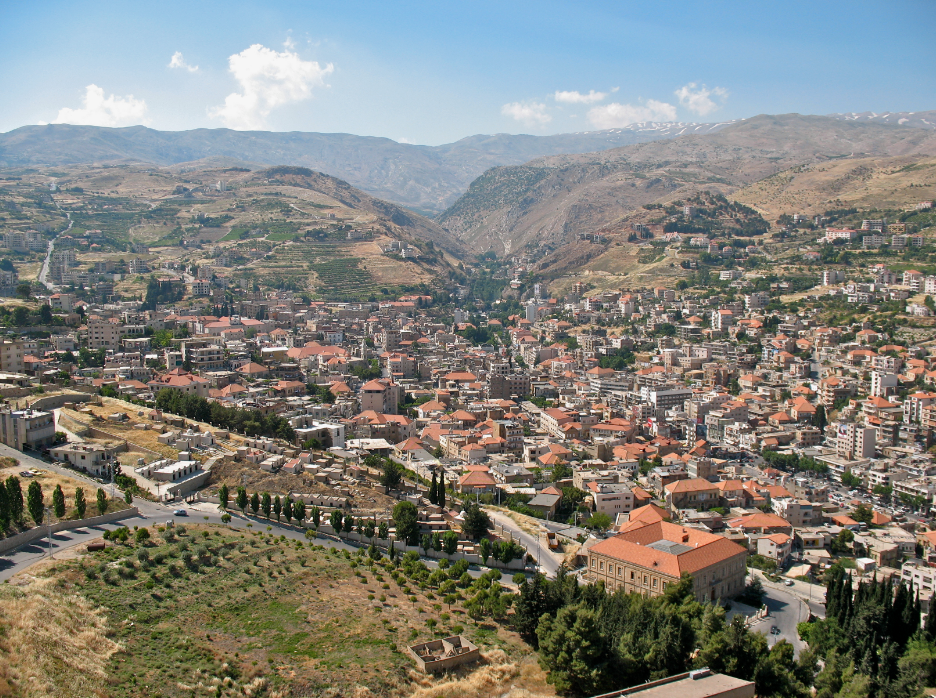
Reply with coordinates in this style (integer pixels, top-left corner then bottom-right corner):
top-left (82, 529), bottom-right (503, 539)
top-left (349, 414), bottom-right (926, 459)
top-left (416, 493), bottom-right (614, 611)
top-left (0, 506), bottom-right (140, 555)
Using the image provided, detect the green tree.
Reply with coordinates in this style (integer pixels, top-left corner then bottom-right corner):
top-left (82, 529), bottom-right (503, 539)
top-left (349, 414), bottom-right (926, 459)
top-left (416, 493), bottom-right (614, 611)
top-left (428, 471), bottom-right (438, 505)
top-left (124, 489), bottom-right (133, 505)
top-left (392, 501), bottom-right (420, 545)
top-left (218, 483), bottom-right (229, 510)
top-left (261, 492), bottom-right (272, 518)
top-left (480, 537), bottom-right (492, 565)
top-left (250, 492), bottom-right (260, 516)
top-left (309, 505), bottom-right (320, 528)
top-left (461, 502), bottom-right (492, 540)
top-left (52, 484), bottom-right (65, 519)
top-left (815, 404), bottom-right (827, 433)
top-left (585, 512), bottom-right (612, 530)
top-left (26, 481), bottom-right (44, 525)
top-left (377, 520), bottom-right (389, 540)
top-left (330, 509), bottom-right (343, 531)
top-left (96, 487), bottom-right (107, 516)
top-left (536, 602), bottom-right (610, 695)
top-left (283, 497), bottom-right (293, 525)
top-left (293, 500), bottom-right (305, 522)
top-left (5, 477), bottom-right (23, 524)
top-left (15, 283), bottom-right (31, 300)
top-left (342, 513), bottom-right (354, 534)
top-left (432, 445), bottom-right (444, 459)
top-left (380, 460), bottom-right (404, 489)
top-left (273, 495), bottom-right (282, 521)
top-left (236, 487), bottom-right (248, 513)
top-left (851, 503), bottom-right (873, 525)
top-left (442, 530), bottom-right (459, 555)
top-left (74, 487), bottom-right (86, 519)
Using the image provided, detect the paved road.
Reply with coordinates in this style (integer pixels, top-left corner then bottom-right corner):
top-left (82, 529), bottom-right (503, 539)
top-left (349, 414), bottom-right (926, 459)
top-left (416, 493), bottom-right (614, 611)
top-left (487, 509), bottom-right (562, 578)
top-left (751, 572), bottom-right (811, 657)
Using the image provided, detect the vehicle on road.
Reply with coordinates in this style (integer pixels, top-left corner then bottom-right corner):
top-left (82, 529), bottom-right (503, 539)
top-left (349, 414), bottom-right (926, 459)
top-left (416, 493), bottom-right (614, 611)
top-left (784, 579), bottom-right (794, 586)
top-left (18, 471), bottom-right (32, 477)
top-left (771, 625), bottom-right (780, 635)
top-left (173, 509), bottom-right (187, 516)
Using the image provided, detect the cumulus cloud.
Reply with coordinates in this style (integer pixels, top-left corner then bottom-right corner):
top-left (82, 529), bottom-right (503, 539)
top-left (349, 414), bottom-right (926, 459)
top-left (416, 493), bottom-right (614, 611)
top-left (587, 99), bottom-right (677, 129)
top-left (501, 101), bottom-right (551, 127)
top-left (674, 82), bottom-right (728, 116)
top-left (553, 89), bottom-right (609, 104)
top-left (209, 43), bottom-right (334, 130)
top-left (52, 84), bottom-right (148, 127)
top-left (168, 51), bottom-right (199, 73)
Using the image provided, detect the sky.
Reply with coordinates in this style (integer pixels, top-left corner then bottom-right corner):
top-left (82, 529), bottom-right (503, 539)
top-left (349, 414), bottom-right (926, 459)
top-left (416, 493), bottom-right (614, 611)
top-left (1, 0), bottom-right (934, 145)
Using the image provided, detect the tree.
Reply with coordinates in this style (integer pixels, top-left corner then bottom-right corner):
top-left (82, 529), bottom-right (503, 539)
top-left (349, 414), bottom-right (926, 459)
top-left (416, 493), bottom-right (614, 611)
top-left (261, 492), bottom-right (272, 518)
top-left (330, 509), bottom-right (343, 531)
top-left (236, 487), bottom-right (248, 513)
top-left (27, 481), bottom-right (44, 525)
top-left (815, 404), bottom-right (827, 433)
top-left (392, 501), bottom-right (420, 545)
top-left (293, 500), bottom-right (305, 522)
top-left (124, 489), bottom-right (133, 505)
top-left (283, 497), bottom-right (293, 525)
top-left (432, 445), bottom-right (444, 459)
top-left (851, 503), bottom-right (873, 525)
top-left (52, 484), bottom-right (65, 519)
top-left (15, 283), bottom-right (31, 300)
top-left (378, 520), bottom-right (389, 540)
top-left (380, 460), bottom-right (404, 490)
top-left (536, 603), bottom-right (610, 695)
top-left (480, 537), bottom-right (492, 565)
top-left (442, 530), bottom-right (459, 555)
top-left (421, 533), bottom-right (433, 554)
top-left (841, 471), bottom-right (862, 488)
top-left (96, 488), bottom-right (107, 516)
top-left (273, 495), bottom-right (282, 521)
top-left (342, 513), bottom-right (354, 535)
top-left (429, 471), bottom-right (438, 505)
top-left (250, 492), bottom-right (260, 516)
top-left (585, 512), bottom-right (612, 530)
top-left (461, 502), bottom-right (492, 540)
top-left (6, 477), bottom-right (23, 523)
top-left (218, 484), bottom-right (229, 510)
top-left (309, 505), bottom-right (320, 528)
top-left (551, 460), bottom-right (572, 482)
top-left (438, 477), bottom-right (446, 509)
top-left (364, 519), bottom-right (376, 539)
top-left (74, 487), bottom-right (86, 519)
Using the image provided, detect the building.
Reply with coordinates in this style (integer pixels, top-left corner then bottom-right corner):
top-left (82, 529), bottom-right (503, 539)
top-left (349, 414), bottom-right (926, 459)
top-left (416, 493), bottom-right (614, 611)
top-left (586, 520), bottom-right (748, 602)
top-left (87, 320), bottom-right (121, 350)
top-left (488, 373), bottom-right (531, 400)
top-left (0, 340), bottom-right (24, 374)
top-left (0, 408), bottom-right (55, 450)
top-left (49, 442), bottom-right (117, 476)
top-left (595, 670), bottom-right (754, 698)
top-left (836, 423), bottom-right (876, 460)
top-left (664, 478), bottom-right (720, 512)
top-left (360, 379), bottom-right (401, 415)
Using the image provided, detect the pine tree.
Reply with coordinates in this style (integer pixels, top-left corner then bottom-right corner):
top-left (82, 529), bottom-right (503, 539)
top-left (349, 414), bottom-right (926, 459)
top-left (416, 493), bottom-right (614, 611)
top-left (273, 495), bottom-right (282, 521)
top-left (6, 477), bottom-right (23, 524)
top-left (96, 488), bottom-right (106, 516)
top-left (429, 471), bottom-right (438, 505)
top-left (218, 484), bottom-right (229, 510)
top-left (74, 487), bottom-right (86, 519)
top-left (0, 480), bottom-right (9, 530)
top-left (438, 477), bottom-right (446, 509)
top-left (261, 492), bottom-right (271, 518)
top-left (26, 481), bottom-right (43, 525)
top-left (250, 492), bottom-right (259, 515)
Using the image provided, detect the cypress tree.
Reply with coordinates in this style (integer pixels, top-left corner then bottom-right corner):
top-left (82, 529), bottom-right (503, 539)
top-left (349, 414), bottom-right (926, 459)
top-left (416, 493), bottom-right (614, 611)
top-left (6, 477), bottom-right (23, 524)
top-left (429, 471), bottom-right (437, 505)
top-left (438, 477), bottom-right (446, 509)
top-left (0, 481), bottom-right (9, 530)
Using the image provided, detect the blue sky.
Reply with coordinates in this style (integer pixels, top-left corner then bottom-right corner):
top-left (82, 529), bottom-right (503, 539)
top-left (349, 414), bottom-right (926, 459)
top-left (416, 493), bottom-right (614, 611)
top-left (1, 0), bottom-right (933, 145)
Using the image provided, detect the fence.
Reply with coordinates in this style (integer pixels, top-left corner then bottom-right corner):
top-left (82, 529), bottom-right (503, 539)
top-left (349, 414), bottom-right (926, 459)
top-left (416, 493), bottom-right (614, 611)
top-left (0, 506), bottom-right (141, 556)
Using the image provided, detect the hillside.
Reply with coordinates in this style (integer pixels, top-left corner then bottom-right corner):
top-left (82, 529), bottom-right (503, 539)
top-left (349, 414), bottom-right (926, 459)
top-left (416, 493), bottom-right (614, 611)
top-left (438, 114), bottom-right (936, 256)
top-left (1, 161), bottom-right (461, 301)
top-left (0, 122), bottom-right (730, 215)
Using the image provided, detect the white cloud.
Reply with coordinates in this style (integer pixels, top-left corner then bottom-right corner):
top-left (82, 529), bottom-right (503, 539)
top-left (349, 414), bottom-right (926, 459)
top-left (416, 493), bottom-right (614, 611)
top-left (674, 82), bottom-right (728, 116)
top-left (209, 43), bottom-right (334, 130)
top-left (52, 84), bottom-right (148, 127)
top-left (554, 89), bottom-right (609, 105)
top-left (587, 99), bottom-right (677, 129)
top-left (168, 51), bottom-right (199, 73)
top-left (501, 101), bottom-right (551, 127)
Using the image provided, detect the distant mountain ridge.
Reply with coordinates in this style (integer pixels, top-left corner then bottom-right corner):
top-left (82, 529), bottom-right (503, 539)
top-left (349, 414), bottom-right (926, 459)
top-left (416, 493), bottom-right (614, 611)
top-left (0, 122), bottom-right (730, 214)
top-left (437, 113), bottom-right (936, 256)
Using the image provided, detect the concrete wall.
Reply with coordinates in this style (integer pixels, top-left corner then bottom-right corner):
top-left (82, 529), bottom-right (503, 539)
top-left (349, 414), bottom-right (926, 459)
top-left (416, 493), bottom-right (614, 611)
top-left (0, 506), bottom-right (140, 555)
top-left (28, 392), bottom-right (99, 411)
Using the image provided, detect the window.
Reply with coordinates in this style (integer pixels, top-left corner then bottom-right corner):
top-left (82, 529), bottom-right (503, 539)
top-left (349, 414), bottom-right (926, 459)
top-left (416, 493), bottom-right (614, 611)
top-left (643, 575), bottom-right (648, 586)
top-left (591, 559), bottom-right (596, 568)
top-left (653, 578), bottom-right (658, 588)
top-left (630, 571), bottom-right (635, 580)
top-left (617, 566), bottom-right (622, 577)
top-left (599, 561), bottom-right (604, 571)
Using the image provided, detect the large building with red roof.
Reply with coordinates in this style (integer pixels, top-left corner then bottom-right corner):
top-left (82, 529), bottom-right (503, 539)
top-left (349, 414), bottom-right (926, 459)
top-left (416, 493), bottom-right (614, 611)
top-left (586, 520), bottom-right (747, 602)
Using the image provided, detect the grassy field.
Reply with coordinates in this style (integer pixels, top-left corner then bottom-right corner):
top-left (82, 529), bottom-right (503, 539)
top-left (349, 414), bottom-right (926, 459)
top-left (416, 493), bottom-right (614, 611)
top-left (19, 524), bottom-right (546, 698)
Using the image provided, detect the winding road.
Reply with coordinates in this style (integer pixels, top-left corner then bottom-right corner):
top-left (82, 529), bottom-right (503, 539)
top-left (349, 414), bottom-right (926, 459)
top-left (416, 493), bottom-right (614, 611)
top-left (38, 200), bottom-right (72, 290)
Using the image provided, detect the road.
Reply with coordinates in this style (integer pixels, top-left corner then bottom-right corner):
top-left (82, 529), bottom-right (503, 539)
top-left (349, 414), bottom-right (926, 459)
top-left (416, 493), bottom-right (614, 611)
top-left (487, 509), bottom-right (562, 578)
top-left (39, 199), bottom-right (72, 290)
top-left (750, 572), bottom-right (813, 657)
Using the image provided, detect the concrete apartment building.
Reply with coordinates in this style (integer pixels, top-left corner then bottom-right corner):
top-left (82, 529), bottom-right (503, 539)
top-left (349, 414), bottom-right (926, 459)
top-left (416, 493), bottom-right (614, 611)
top-left (0, 340), bottom-right (24, 374)
top-left (836, 423), bottom-right (876, 460)
top-left (87, 319), bottom-right (121, 350)
top-left (0, 408), bottom-right (55, 450)
top-left (586, 520), bottom-right (748, 602)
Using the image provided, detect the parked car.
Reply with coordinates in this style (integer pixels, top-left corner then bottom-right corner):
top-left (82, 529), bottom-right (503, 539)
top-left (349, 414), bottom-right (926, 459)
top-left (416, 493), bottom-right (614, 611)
top-left (19, 471), bottom-right (32, 477)
top-left (784, 579), bottom-right (794, 587)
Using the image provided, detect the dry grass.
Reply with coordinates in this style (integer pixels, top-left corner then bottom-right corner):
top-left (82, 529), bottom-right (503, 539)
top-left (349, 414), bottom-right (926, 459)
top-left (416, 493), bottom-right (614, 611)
top-left (0, 577), bottom-right (121, 698)
top-left (406, 651), bottom-right (552, 698)
top-left (0, 465), bottom-right (127, 523)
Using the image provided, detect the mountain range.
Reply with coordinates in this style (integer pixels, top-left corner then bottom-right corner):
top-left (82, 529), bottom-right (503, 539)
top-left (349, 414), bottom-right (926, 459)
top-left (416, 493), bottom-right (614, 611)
top-left (3, 111), bottom-right (932, 217)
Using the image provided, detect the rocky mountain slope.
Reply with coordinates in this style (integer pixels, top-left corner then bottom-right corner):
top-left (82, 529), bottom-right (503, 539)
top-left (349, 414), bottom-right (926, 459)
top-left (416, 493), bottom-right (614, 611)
top-left (0, 122), bottom-right (729, 215)
top-left (438, 114), bottom-right (936, 256)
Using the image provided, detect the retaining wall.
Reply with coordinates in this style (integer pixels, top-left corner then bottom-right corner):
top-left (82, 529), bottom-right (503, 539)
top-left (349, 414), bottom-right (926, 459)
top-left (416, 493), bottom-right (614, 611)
top-left (0, 506), bottom-right (141, 556)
